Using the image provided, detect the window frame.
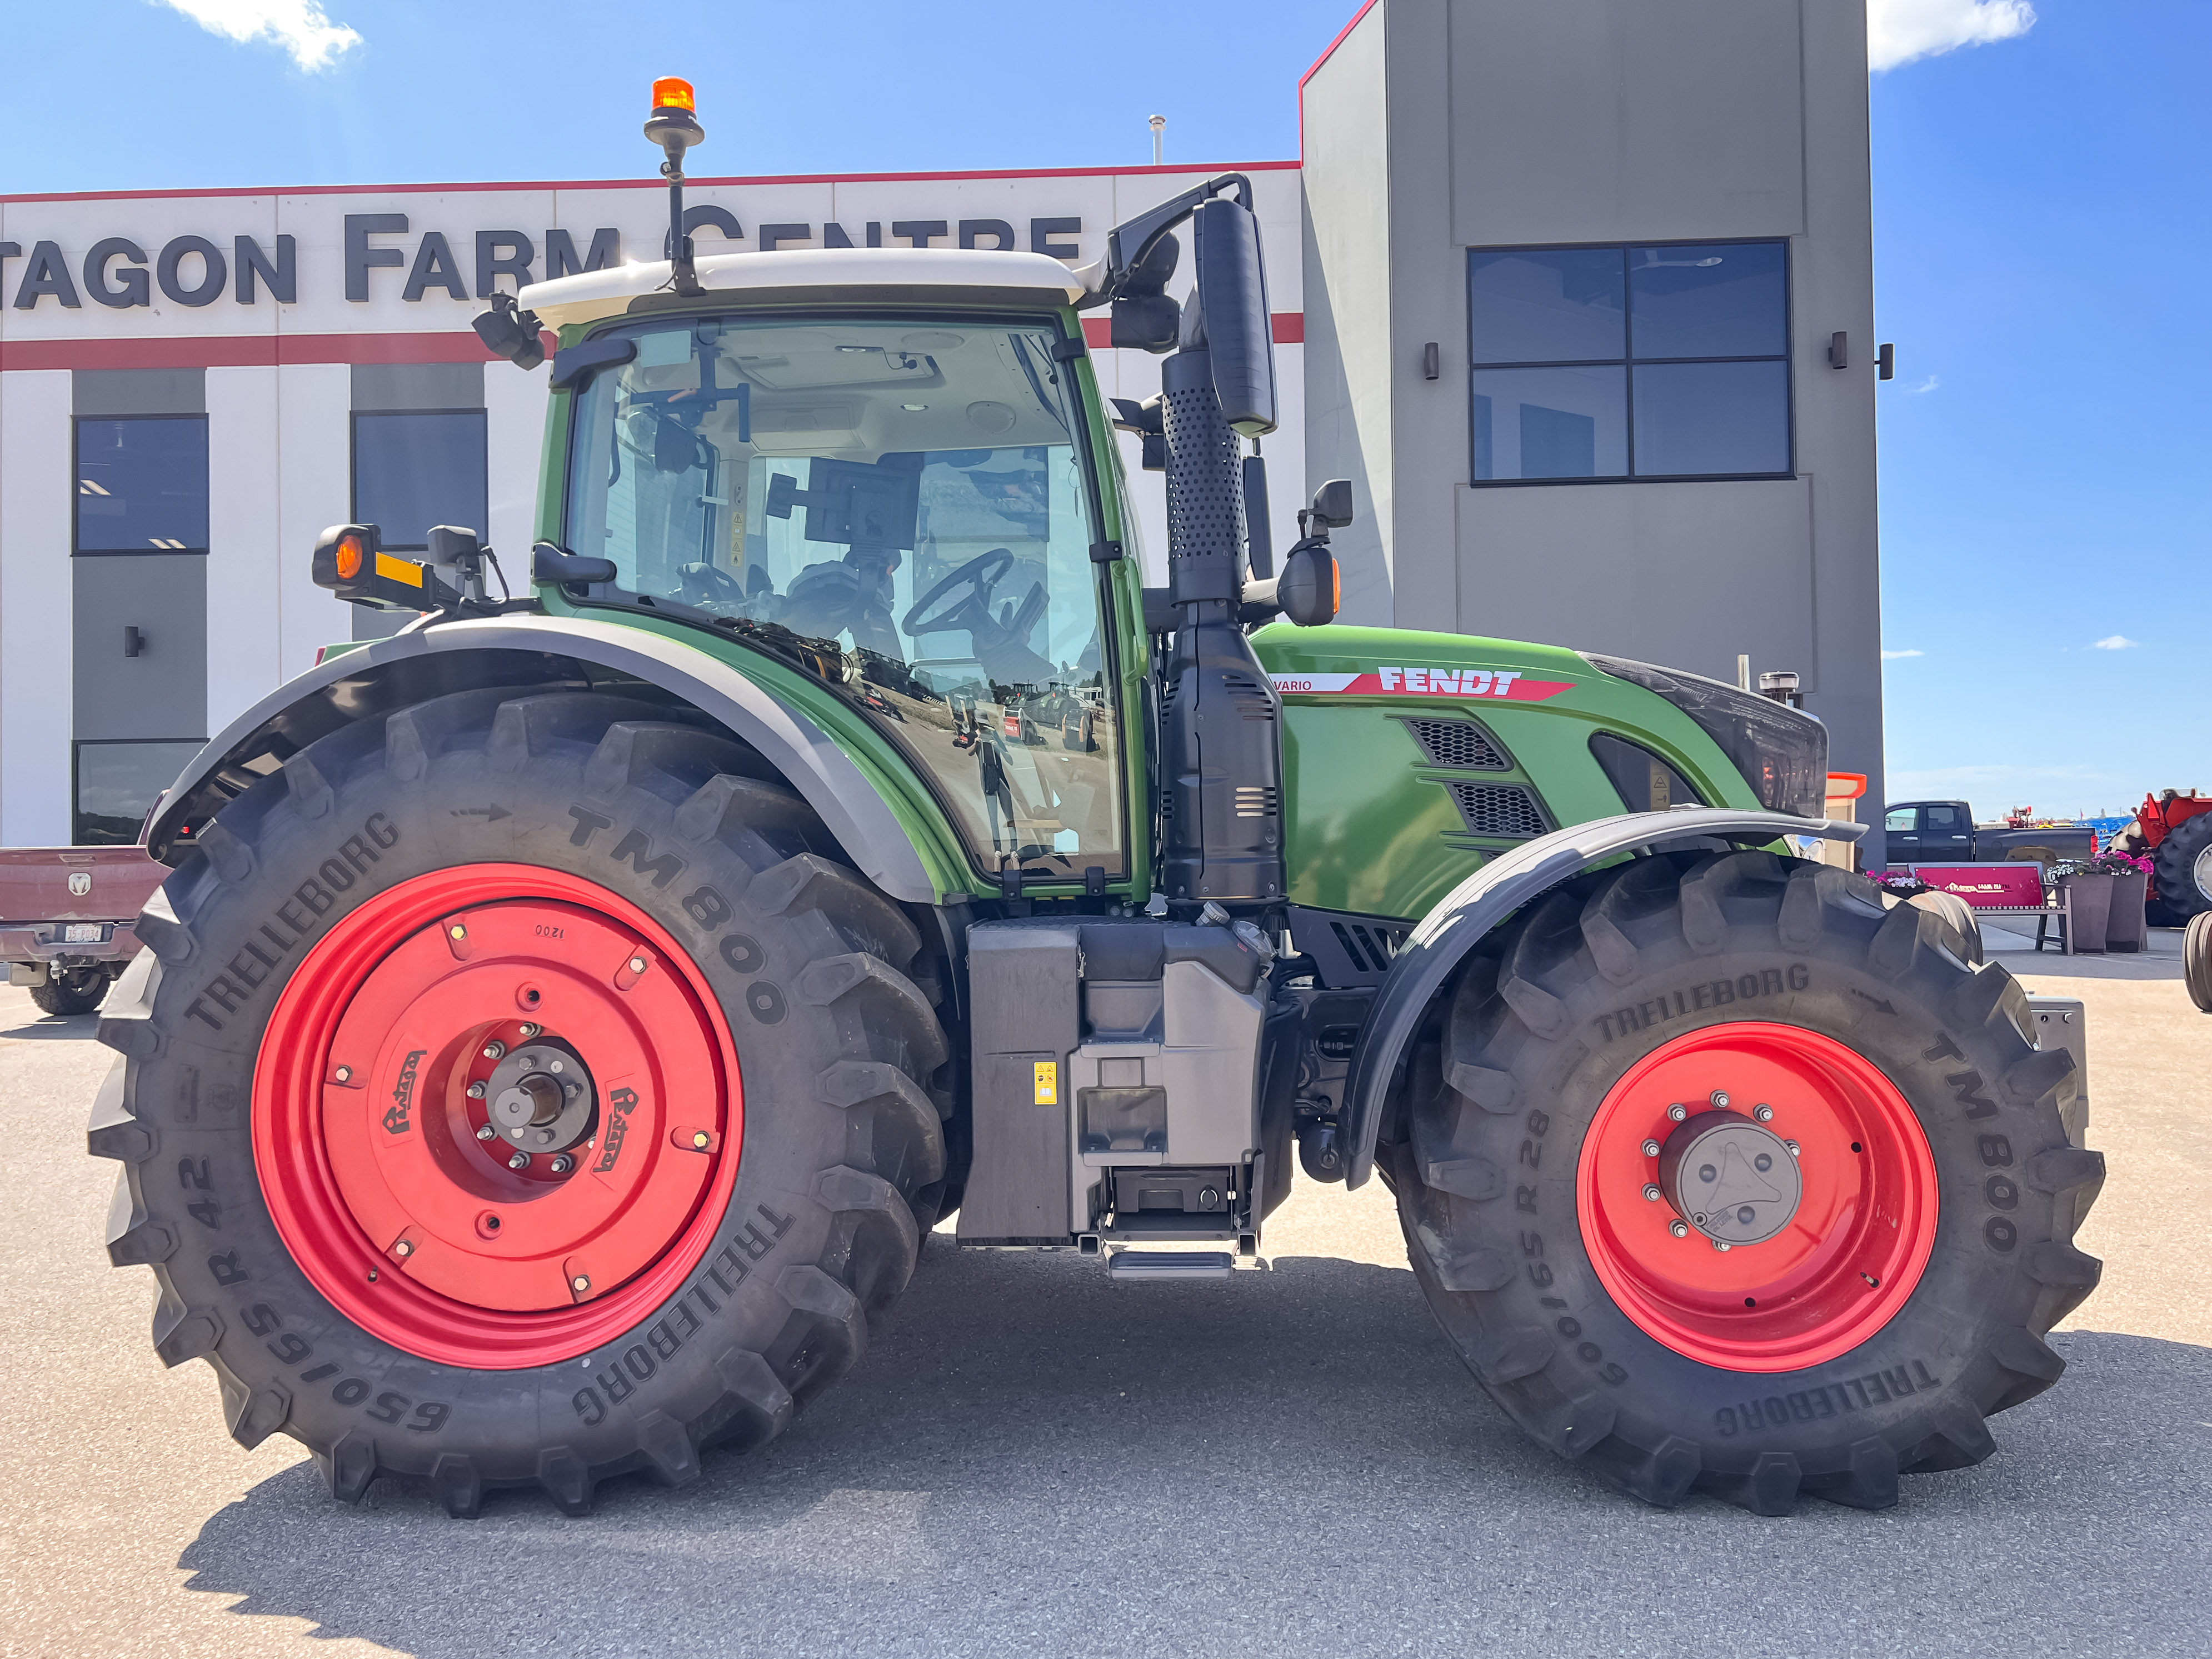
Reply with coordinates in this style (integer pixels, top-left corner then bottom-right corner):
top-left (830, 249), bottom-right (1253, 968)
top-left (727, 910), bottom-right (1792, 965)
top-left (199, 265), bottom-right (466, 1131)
top-left (554, 306), bottom-right (1135, 890)
top-left (1464, 237), bottom-right (1795, 488)
top-left (71, 412), bottom-right (211, 556)
top-left (348, 406), bottom-right (490, 553)
top-left (71, 736), bottom-right (206, 846)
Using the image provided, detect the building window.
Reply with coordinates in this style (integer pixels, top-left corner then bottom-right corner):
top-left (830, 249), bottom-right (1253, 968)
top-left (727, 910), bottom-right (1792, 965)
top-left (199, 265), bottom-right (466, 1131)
top-left (74, 416), bottom-right (209, 552)
top-left (73, 739), bottom-right (203, 845)
top-left (351, 409), bottom-right (488, 550)
top-left (1466, 242), bottom-right (1790, 483)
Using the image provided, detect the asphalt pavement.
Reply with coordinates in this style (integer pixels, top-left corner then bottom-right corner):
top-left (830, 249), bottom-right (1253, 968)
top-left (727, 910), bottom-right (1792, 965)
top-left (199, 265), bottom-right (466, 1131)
top-left (2, 937), bottom-right (2208, 1659)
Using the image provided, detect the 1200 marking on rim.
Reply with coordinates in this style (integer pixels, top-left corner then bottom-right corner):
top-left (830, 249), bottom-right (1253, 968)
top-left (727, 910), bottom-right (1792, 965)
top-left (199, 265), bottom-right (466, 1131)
top-left (1576, 1021), bottom-right (1939, 1373)
top-left (252, 864), bottom-right (743, 1369)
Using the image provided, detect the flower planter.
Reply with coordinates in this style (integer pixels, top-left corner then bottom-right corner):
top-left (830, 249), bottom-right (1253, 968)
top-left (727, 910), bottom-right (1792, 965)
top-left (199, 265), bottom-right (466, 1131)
top-left (2106, 869), bottom-right (2149, 953)
top-left (2058, 873), bottom-right (2113, 953)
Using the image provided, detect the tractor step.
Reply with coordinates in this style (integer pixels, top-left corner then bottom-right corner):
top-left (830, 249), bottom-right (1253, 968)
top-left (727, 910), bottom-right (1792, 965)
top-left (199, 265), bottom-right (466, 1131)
top-left (1106, 1250), bottom-right (1236, 1281)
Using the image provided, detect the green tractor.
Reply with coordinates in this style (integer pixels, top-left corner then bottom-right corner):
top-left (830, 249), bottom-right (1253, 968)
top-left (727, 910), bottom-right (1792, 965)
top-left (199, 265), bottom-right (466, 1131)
top-left (89, 82), bottom-right (2103, 1518)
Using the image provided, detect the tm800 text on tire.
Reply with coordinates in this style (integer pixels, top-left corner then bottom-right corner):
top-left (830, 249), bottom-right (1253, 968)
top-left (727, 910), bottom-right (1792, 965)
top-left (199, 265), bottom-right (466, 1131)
top-left (1387, 850), bottom-right (2104, 1514)
top-left (88, 688), bottom-right (951, 1516)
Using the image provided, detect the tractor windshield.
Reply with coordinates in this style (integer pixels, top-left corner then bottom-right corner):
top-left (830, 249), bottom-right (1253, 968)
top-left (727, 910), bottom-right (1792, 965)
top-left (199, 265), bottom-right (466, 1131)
top-left (563, 312), bottom-right (1124, 885)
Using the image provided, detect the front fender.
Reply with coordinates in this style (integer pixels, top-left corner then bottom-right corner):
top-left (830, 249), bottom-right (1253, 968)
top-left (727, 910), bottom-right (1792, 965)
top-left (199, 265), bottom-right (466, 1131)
top-left (144, 614), bottom-right (936, 903)
top-left (1337, 808), bottom-right (1865, 1190)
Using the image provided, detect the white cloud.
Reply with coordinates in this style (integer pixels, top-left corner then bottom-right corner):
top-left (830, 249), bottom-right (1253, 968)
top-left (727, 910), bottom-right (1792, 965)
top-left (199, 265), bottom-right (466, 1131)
top-left (1882, 648), bottom-right (1925, 660)
top-left (2091, 635), bottom-right (2141, 651)
top-left (1903, 374), bottom-right (1940, 394)
top-left (151, 0), bottom-right (360, 71)
top-left (1868, 0), bottom-right (2035, 72)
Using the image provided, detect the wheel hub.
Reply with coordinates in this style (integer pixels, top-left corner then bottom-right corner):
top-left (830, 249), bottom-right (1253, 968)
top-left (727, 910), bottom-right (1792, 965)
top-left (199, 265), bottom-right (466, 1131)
top-left (485, 1040), bottom-right (597, 1156)
top-left (253, 865), bottom-right (743, 1369)
top-left (1657, 1110), bottom-right (1802, 1246)
top-left (1576, 1021), bottom-right (1939, 1373)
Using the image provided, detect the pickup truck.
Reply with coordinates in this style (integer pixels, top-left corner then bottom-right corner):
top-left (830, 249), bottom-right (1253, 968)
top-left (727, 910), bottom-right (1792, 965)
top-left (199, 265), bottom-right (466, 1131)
top-left (1, 847), bottom-right (168, 1015)
top-left (1883, 800), bottom-right (2095, 870)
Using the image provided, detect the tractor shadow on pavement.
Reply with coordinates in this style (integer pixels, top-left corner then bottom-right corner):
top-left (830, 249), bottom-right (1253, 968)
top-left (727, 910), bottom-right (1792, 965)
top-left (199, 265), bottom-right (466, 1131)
top-left (176, 1242), bottom-right (2212, 1658)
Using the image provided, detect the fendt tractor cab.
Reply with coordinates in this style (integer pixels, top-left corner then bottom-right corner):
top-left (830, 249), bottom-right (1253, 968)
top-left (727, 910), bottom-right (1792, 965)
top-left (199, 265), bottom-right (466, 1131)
top-left (91, 83), bottom-right (2102, 1520)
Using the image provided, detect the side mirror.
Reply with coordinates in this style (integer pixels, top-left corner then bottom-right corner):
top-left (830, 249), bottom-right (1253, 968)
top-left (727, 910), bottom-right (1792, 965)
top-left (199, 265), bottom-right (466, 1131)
top-left (1277, 543), bottom-right (1340, 627)
top-left (1191, 198), bottom-right (1276, 436)
top-left (473, 294), bottom-right (545, 371)
top-left (1308, 478), bottom-right (1355, 529)
top-left (1110, 233), bottom-right (1181, 353)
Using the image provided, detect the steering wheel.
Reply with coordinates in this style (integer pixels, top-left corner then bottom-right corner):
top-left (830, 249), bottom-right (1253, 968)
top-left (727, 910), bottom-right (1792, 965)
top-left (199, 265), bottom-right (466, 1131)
top-left (676, 561), bottom-right (749, 608)
top-left (900, 547), bottom-right (1015, 641)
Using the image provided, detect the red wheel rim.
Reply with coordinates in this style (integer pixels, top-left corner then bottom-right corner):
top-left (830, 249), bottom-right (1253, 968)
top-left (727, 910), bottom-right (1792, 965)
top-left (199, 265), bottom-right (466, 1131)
top-left (253, 865), bottom-right (742, 1369)
top-left (1576, 1022), bottom-right (1938, 1372)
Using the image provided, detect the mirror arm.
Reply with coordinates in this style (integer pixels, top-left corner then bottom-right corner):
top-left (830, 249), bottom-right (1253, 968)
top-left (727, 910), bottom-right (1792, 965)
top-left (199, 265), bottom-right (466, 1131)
top-left (1088, 173), bottom-right (1256, 305)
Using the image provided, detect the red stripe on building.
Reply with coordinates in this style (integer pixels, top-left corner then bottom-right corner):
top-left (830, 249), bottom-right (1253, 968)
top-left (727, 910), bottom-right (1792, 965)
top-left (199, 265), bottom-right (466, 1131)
top-left (9, 322), bottom-right (1298, 373)
top-left (1079, 313), bottom-right (1304, 351)
top-left (1, 159), bottom-right (1301, 207)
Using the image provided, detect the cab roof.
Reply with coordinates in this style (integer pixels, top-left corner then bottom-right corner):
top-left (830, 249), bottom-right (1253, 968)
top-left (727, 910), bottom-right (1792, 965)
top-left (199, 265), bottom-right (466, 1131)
top-left (520, 247), bottom-right (1089, 329)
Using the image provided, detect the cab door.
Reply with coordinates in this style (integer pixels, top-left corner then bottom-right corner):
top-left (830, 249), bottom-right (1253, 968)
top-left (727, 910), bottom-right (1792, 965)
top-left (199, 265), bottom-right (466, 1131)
top-left (1921, 802), bottom-right (1973, 861)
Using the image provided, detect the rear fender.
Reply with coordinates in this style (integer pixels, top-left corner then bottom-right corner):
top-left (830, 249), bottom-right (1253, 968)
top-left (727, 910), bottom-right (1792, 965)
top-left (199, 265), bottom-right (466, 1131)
top-left (1338, 808), bottom-right (1865, 1189)
top-left (143, 614), bottom-right (935, 903)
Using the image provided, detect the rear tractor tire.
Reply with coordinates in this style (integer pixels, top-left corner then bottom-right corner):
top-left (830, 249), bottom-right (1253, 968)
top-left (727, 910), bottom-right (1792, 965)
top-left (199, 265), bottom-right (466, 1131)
top-left (1389, 849), bottom-right (2103, 1515)
top-left (2151, 812), bottom-right (2212, 923)
top-left (89, 688), bottom-right (951, 1515)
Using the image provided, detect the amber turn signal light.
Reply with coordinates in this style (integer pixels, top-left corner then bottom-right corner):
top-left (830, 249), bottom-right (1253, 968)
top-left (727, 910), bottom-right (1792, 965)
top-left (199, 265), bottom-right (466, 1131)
top-left (333, 528), bottom-right (367, 581)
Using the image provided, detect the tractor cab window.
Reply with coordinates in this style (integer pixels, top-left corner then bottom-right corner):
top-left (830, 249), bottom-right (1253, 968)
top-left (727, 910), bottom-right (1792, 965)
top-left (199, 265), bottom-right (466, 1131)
top-left (565, 313), bottom-right (1122, 885)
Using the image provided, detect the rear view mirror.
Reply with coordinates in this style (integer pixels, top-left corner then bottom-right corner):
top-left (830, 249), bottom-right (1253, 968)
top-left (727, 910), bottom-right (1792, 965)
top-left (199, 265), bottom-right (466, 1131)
top-left (1308, 478), bottom-right (1354, 529)
top-left (473, 293), bottom-right (545, 370)
top-left (1277, 544), bottom-right (1340, 627)
top-left (1191, 198), bottom-right (1276, 436)
top-left (1110, 232), bottom-right (1182, 353)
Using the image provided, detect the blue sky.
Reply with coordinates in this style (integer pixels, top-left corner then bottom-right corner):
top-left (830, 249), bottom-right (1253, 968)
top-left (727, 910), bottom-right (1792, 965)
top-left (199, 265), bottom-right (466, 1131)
top-left (3, 1), bottom-right (2202, 823)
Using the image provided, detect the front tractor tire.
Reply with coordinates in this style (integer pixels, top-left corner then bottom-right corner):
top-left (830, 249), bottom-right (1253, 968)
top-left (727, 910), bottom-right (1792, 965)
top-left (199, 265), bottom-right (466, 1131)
top-left (89, 688), bottom-right (951, 1516)
top-left (1389, 850), bottom-right (2104, 1515)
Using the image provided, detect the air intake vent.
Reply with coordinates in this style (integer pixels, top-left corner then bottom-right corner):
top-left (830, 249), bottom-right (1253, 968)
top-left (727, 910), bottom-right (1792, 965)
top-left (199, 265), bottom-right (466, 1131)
top-left (1405, 718), bottom-right (1510, 771)
top-left (1445, 781), bottom-right (1548, 840)
top-left (1222, 671), bottom-right (1276, 722)
top-left (1233, 786), bottom-right (1277, 819)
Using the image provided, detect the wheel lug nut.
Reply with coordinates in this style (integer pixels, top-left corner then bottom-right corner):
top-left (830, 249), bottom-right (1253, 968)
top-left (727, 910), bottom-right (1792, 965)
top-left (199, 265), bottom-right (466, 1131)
top-left (572, 1275), bottom-right (591, 1293)
top-left (628, 956), bottom-right (648, 975)
top-left (1785, 1140), bottom-right (1801, 1156)
top-left (518, 1023), bottom-right (541, 1039)
top-left (482, 1040), bottom-right (506, 1060)
top-left (467, 1081), bottom-right (487, 1100)
top-left (395, 1239), bottom-right (413, 1257)
top-left (1641, 1138), bottom-right (1662, 1158)
top-left (1642, 1183), bottom-right (1662, 1202)
top-left (508, 1151), bottom-right (529, 1170)
top-left (550, 1155), bottom-right (574, 1174)
top-left (1752, 1103), bottom-right (1773, 1123)
top-left (1667, 1103), bottom-right (1686, 1122)
top-left (1710, 1091), bottom-right (1729, 1109)
top-left (449, 924), bottom-right (467, 941)
top-left (333, 1065), bottom-right (352, 1082)
top-left (1712, 1239), bottom-right (1732, 1252)
top-left (475, 1124), bottom-right (496, 1141)
top-left (1668, 1220), bottom-right (1689, 1238)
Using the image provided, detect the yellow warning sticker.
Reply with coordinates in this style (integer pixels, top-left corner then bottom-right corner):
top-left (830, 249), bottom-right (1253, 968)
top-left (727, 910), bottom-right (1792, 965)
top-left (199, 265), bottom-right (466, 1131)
top-left (1033, 1061), bottom-right (1058, 1106)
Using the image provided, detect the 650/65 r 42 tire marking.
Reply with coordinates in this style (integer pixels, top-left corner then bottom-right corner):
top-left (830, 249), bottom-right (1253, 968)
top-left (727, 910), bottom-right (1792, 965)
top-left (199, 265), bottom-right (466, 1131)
top-left (251, 863), bottom-right (743, 1370)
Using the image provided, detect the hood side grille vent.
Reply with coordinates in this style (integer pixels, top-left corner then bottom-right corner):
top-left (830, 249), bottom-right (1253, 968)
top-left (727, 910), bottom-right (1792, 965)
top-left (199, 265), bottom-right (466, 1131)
top-left (1404, 717), bottom-right (1510, 771)
top-left (1445, 781), bottom-right (1549, 840)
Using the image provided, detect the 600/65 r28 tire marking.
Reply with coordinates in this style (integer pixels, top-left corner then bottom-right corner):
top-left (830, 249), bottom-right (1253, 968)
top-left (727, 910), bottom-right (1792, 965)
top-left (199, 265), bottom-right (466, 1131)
top-left (253, 864), bottom-right (743, 1369)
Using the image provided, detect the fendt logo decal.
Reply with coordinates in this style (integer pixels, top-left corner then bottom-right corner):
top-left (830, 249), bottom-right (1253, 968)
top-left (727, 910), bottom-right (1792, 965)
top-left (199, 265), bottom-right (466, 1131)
top-left (1268, 667), bottom-right (1576, 702)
